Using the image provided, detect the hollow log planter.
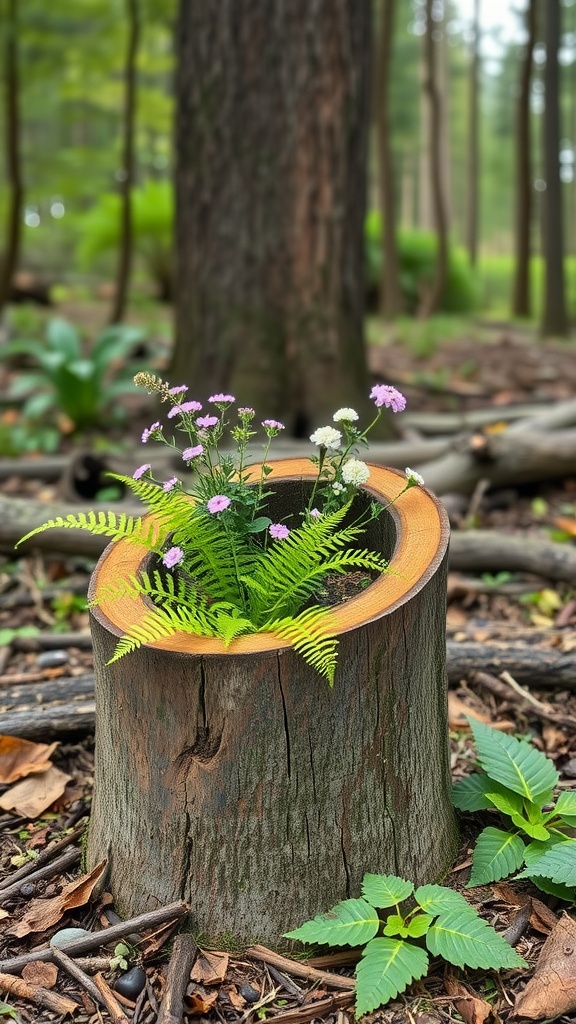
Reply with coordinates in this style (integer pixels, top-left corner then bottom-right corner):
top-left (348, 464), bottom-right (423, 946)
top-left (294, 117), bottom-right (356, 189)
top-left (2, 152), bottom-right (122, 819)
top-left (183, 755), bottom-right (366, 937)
top-left (88, 459), bottom-right (456, 944)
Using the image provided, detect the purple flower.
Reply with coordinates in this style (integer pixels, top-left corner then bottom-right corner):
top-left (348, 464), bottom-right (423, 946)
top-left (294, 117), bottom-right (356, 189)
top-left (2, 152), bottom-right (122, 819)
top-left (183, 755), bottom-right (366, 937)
top-left (141, 421), bottom-right (160, 443)
top-left (238, 407), bottom-right (255, 417)
top-left (370, 384), bottom-right (407, 413)
top-left (163, 476), bottom-right (178, 491)
top-left (209, 393), bottom-right (235, 403)
top-left (133, 463), bottom-right (151, 480)
top-left (309, 508), bottom-right (322, 519)
top-left (197, 415), bottom-right (219, 428)
top-left (182, 445), bottom-right (204, 460)
top-left (262, 419), bottom-right (285, 430)
top-left (269, 523), bottom-right (290, 540)
top-left (162, 546), bottom-right (184, 568)
top-left (179, 400), bottom-right (203, 413)
top-left (168, 385), bottom-right (188, 395)
top-left (207, 495), bottom-right (231, 514)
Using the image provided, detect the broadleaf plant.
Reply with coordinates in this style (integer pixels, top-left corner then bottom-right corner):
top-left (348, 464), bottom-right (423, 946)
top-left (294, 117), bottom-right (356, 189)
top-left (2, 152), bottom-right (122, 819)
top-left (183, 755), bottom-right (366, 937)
top-left (284, 873), bottom-right (526, 1017)
top-left (452, 718), bottom-right (576, 897)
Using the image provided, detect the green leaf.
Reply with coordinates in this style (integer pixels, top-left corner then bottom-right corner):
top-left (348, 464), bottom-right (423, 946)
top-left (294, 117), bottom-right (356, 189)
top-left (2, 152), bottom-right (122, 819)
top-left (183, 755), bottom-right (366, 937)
top-left (554, 790), bottom-right (576, 824)
top-left (528, 876), bottom-right (576, 902)
top-left (414, 884), bottom-right (473, 917)
top-left (284, 898), bottom-right (379, 948)
top-left (246, 516), bottom-right (272, 533)
top-left (519, 839), bottom-right (576, 887)
top-left (485, 789), bottom-right (524, 818)
top-left (426, 910), bottom-right (528, 969)
top-left (405, 913), bottom-right (433, 938)
top-left (355, 938), bottom-right (429, 1017)
top-left (508, 813), bottom-right (550, 842)
top-left (361, 873), bottom-right (414, 909)
top-left (468, 717), bottom-right (558, 802)
top-left (382, 913), bottom-right (408, 937)
top-left (453, 772), bottom-right (504, 812)
top-left (468, 827), bottom-right (526, 887)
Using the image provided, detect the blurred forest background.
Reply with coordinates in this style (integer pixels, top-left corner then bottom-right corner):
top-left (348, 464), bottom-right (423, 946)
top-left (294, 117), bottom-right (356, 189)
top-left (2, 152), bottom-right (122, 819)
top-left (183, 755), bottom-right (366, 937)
top-left (0, 0), bottom-right (575, 443)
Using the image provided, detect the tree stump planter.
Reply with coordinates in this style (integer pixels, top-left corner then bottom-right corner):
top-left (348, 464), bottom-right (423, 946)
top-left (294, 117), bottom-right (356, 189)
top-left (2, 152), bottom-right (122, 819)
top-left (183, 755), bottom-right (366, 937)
top-left (88, 459), bottom-right (456, 944)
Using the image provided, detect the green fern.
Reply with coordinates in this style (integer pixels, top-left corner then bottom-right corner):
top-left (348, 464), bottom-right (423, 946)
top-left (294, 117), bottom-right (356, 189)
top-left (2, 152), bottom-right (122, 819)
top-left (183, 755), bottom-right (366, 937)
top-left (264, 607), bottom-right (339, 684)
top-left (17, 510), bottom-right (163, 550)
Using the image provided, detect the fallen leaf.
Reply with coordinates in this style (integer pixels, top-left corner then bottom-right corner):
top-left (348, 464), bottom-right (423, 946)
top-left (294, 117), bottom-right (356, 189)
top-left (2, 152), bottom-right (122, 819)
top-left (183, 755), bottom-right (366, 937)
top-left (190, 950), bottom-right (229, 986)
top-left (7, 858), bottom-right (107, 938)
top-left (448, 693), bottom-right (492, 729)
top-left (22, 961), bottom-right (58, 988)
top-left (0, 910), bottom-right (8, 921)
top-left (0, 735), bottom-right (58, 784)
top-left (184, 985), bottom-right (219, 1015)
top-left (445, 972), bottom-right (500, 1024)
top-left (514, 912), bottom-right (576, 1019)
top-left (554, 517), bottom-right (576, 537)
top-left (223, 985), bottom-right (246, 1011)
top-left (0, 766), bottom-right (72, 818)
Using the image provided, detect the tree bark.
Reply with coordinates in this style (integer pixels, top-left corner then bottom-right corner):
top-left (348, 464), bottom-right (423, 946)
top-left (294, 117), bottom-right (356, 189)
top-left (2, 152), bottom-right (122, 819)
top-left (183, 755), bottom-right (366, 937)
top-left (541, 0), bottom-right (568, 338)
top-left (511, 0), bottom-right (536, 318)
top-left (173, 0), bottom-right (378, 436)
top-left (0, 0), bottom-right (23, 316)
top-left (417, 0), bottom-right (449, 318)
top-left (375, 0), bottom-right (404, 317)
top-left (109, 0), bottom-right (140, 325)
top-left (87, 461), bottom-right (456, 943)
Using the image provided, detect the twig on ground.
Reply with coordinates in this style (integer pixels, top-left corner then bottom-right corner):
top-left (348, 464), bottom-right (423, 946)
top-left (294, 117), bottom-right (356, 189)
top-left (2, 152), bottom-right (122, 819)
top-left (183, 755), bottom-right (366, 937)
top-left (93, 971), bottom-right (131, 1024)
top-left (0, 823), bottom-right (86, 892)
top-left (0, 847), bottom-right (80, 904)
top-left (0, 970), bottom-right (79, 1016)
top-left (245, 946), bottom-right (355, 992)
top-left (470, 670), bottom-right (576, 730)
top-left (157, 933), bottom-right (199, 1024)
top-left (51, 947), bottom-right (105, 1009)
top-left (259, 991), bottom-right (355, 1024)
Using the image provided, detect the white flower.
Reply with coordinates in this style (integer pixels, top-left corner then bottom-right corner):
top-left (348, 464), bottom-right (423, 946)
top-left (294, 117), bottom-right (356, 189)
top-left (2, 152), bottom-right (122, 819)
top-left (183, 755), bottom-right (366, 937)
top-left (332, 481), bottom-right (345, 494)
top-left (405, 467), bottom-right (425, 487)
top-left (310, 426), bottom-right (342, 450)
top-left (341, 458), bottom-right (370, 486)
top-left (333, 407), bottom-right (359, 423)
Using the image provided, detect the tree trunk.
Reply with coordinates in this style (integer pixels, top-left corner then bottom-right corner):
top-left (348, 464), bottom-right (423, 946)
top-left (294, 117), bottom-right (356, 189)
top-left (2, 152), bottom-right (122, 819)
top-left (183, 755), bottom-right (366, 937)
top-left (0, 0), bottom-right (23, 316)
top-left (172, 0), bottom-right (379, 437)
top-left (375, 0), bottom-right (404, 317)
top-left (541, 0), bottom-right (568, 338)
top-left (109, 0), bottom-right (140, 326)
top-left (417, 0), bottom-right (449, 318)
top-left (87, 461), bottom-right (456, 944)
top-left (511, 0), bottom-right (536, 318)
top-left (466, 0), bottom-right (480, 267)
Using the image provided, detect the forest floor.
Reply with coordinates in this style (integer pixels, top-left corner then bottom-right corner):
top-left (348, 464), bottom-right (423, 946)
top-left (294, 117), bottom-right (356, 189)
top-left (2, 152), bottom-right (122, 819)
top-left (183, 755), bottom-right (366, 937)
top-left (0, 318), bottom-right (576, 1023)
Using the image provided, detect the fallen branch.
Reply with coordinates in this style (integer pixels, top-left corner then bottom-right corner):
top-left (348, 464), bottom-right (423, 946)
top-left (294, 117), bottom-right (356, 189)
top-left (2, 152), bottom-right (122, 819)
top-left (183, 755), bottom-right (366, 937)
top-left (93, 972), bottom-right (131, 1024)
top-left (0, 847), bottom-right (80, 904)
top-left (470, 669), bottom-right (576, 730)
top-left (449, 530), bottom-right (576, 585)
top-left (446, 641), bottom-right (576, 689)
top-left (0, 971), bottom-right (78, 1016)
top-left (51, 947), bottom-right (106, 1011)
top-left (0, 824), bottom-right (86, 892)
top-left (0, 701), bottom-right (96, 740)
top-left (157, 933), bottom-right (199, 1024)
top-left (245, 945), bottom-right (355, 992)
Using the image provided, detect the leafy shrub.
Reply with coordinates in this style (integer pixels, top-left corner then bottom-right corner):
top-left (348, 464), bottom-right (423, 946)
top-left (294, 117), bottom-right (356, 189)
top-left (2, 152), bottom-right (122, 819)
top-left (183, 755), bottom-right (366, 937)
top-left (365, 212), bottom-right (478, 315)
top-left (77, 180), bottom-right (174, 300)
top-left (286, 872), bottom-right (526, 1016)
top-left (2, 317), bottom-right (146, 431)
top-left (453, 717), bottom-right (576, 900)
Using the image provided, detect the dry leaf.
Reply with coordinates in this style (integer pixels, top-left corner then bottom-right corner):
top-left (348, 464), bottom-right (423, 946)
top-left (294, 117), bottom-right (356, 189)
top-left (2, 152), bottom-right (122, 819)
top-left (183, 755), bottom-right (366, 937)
top-left (514, 912), bottom-right (576, 1020)
top-left (223, 984), bottom-right (246, 1011)
top-left (0, 735), bottom-right (58, 784)
top-left (445, 973), bottom-right (500, 1024)
top-left (185, 985), bottom-right (219, 1015)
top-left (0, 765), bottom-right (72, 818)
top-left (0, 909), bottom-right (9, 921)
top-left (7, 858), bottom-right (107, 938)
top-left (554, 517), bottom-right (576, 537)
top-left (190, 949), bottom-right (229, 986)
top-left (22, 961), bottom-right (58, 989)
top-left (448, 693), bottom-right (492, 729)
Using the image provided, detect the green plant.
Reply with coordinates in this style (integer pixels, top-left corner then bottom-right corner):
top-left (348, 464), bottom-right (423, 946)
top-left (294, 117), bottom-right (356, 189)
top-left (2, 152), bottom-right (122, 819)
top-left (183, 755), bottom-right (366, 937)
top-left (285, 872), bottom-right (526, 1017)
top-left (109, 943), bottom-right (132, 971)
top-left (17, 376), bottom-right (422, 683)
top-left (2, 317), bottom-right (145, 430)
top-left (452, 718), bottom-right (576, 899)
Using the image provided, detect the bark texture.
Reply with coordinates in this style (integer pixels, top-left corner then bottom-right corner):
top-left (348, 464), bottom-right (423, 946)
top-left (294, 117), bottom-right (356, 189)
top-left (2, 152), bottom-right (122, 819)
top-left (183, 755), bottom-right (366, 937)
top-left (87, 464), bottom-right (456, 943)
top-left (173, 0), bottom-right (375, 435)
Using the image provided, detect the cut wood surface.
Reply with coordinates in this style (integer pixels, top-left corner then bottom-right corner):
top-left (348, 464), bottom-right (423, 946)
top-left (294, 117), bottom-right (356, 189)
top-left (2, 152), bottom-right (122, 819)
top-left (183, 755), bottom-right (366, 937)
top-left (87, 460), bottom-right (457, 943)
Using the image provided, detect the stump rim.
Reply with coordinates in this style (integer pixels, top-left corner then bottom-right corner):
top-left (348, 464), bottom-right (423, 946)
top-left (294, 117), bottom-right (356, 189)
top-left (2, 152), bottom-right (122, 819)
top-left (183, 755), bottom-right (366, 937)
top-left (89, 458), bottom-right (449, 654)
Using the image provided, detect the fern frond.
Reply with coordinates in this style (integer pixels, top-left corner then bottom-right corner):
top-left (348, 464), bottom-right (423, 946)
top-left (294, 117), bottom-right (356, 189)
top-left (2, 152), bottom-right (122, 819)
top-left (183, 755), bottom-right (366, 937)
top-left (111, 474), bottom-right (197, 529)
top-left (17, 510), bottom-right (164, 549)
top-left (172, 512), bottom-right (261, 606)
top-left (264, 606), bottom-right (339, 685)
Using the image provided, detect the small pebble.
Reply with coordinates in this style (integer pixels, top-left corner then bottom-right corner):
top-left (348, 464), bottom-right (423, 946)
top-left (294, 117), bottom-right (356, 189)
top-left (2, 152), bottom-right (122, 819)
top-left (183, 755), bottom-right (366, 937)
top-left (37, 650), bottom-right (69, 669)
top-left (562, 757), bottom-right (576, 779)
top-left (50, 926), bottom-right (92, 948)
top-left (19, 882), bottom-right (36, 898)
top-left (239, 983), bottom-right (260, 1003)
top-left (115, 966), bottom-right (147, 999)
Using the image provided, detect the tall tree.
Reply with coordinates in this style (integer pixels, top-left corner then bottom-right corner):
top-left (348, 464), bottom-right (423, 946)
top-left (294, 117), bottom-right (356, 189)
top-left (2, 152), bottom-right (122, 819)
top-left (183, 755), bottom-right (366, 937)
top-left (172, 0), bottom-right (380, 436)
top-left (541, 0), bottom-right (568, 337)
top-left (466, 0), bottom-right (480, 265)
top-left (0, 0), bottom-right (23, 315)
top-left (418, 0), bottom-right (450, 317)
top-left (375, 0), bottom-right (403, 317)
top-left (511, 0), bottom-right (536, 318)
top-left (109, 0), bottom-right (141, 324)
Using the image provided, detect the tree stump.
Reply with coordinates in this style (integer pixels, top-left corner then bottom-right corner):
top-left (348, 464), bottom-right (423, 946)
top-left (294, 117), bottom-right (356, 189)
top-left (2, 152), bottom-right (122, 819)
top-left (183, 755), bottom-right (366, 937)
top-left (88, 460), bottom-right (456, 944)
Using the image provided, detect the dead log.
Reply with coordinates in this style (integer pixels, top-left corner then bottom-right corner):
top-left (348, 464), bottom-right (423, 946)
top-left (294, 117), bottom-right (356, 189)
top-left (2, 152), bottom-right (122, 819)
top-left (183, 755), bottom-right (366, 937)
top-left (446, 641), bottom-right (576, 689)
top-left (0, 673), bottom-right (95, 705)
top-left (0, 700), bottom-right (96, 739)
top-left (449, 530), bottom-right (576, 585)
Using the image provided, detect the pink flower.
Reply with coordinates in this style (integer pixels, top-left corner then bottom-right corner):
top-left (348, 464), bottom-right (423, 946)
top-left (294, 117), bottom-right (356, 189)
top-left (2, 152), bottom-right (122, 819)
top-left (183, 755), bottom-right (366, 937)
top-left (197, 415), bottom-right (219, 428)
top-left (269, 523), bottom-right (290, 540)
top-left (168, 402), bottom-right (202, 418)
top-left (141, 421), bottom-right (160, 443)
top-left (370, 385), bottom-right (406, 413)
top-left (207, 495), bottom-right (231, 514)
top-left (262, 419), bottom-right (285, 431)
top-left (162, 546), bottom-right (184, 568)
top-left (168, 385), bottom-right (188, 395)
top-left (163, 476), bottom-right (178, 491)
top-left (238, 407), bottom-right (255, 417)
top-left (182, 445), bottom-right (204, 461)
top-left (209, 393), bottom-right (235, 403)
top-left (133, 463), bottom-right (151, 480)
top-left (309, 508), bottom-right (322, 518)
